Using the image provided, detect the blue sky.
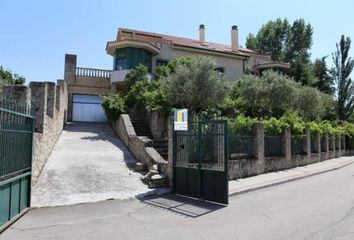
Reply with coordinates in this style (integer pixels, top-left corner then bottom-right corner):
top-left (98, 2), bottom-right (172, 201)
top-left (1, 0), bottom-right (353, 83)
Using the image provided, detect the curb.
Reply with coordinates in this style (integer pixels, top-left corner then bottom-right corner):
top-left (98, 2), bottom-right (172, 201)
top-left (229, 160), bottom-right (354, 197)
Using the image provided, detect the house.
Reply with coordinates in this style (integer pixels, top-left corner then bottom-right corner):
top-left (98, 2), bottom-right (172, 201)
top-left (64, 25), bottom-right (290, 122)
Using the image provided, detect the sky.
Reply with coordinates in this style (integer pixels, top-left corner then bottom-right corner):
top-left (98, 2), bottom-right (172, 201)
top-left (1, 0), bottom-right (354, 84)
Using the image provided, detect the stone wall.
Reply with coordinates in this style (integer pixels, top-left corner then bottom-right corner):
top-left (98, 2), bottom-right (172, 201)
top-left (147, 111), bottom-right (168, 140)
top-left (0, 81), bottom-right (68, 185)
top-left (166, 120), bottom-right (348, 184)
top-left (228, 125), bottom-right (347, 180)
top-left (112, 114), bottom-right (170, 179)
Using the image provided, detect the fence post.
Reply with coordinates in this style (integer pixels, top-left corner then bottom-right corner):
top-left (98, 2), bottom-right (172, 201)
top-left (283, 127), bottom-right (291, 162)
top-left (342, 135), bottom-right (346, 156)
top-left (253, 123), bottom-right (265, 174)
top-left (305, 127), bottom-right (311, 158)
top-left (332, 135), bottom-right (336, 158)
top-left (167, 116), bottom-right (174, 187)
top-left (324, 130), bottom-right (329, 160)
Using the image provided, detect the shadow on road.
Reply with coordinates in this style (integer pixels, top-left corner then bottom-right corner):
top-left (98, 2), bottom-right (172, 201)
top-left (138, 194), bottom-right (225, 218)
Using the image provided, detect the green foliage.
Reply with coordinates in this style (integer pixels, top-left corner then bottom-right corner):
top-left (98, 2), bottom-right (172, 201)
top-left (262, 117), bottom-right (289, 135)
top-left (230, 71), bottom-right (299, 118)
top-left (246, 18), bottom-right (290, 62)
top-left (313, 57), bottom-right (334, 95)
top-left (230, 71), bottom-right (335, 120)
top-left (125, 64), bottom-right (149, 90)
top-left (101, 94), bottom-right (126, 122)
top-left (161, 56), bottom-right (228, 113)
top-left (331, 35), bottom-right (354, 120)
top-left (279, 113), bottom-right (305, 136)
top-left (306, 121), bottom-right (323, 135)
top-left (144, 79), bottom-right (172, 116)
top-left (124, 64), bottom-right (150, 110)
top-left (228, 115), bottom-right (258, 135)
top-left (246, 18), bottom-right (314, 85)
top-left (0, 66), bottom-right (25, 85)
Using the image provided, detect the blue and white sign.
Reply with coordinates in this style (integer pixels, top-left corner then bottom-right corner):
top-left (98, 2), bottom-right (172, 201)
top-left (174, 108), bottom-right (188, 131)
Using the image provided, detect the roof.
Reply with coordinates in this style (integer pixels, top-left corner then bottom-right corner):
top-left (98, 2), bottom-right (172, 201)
top-left (109, 28), bottom-right (267, 58)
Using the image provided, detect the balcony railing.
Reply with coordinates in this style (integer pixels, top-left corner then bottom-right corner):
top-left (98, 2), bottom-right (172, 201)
top-left (75, 67), bottom-right (112, 78)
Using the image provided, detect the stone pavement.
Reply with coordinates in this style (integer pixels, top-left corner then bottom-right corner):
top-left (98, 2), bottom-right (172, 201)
top-left (229, 155), bottom-right (354, 196)
top-left (31, 123), bottom-right (163, 207)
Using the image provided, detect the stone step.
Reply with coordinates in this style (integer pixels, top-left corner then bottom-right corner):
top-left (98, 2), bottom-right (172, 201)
top-left (153, 142), bottom-right (168, 148)
top-left (154, 148), bottom-right (168, 153)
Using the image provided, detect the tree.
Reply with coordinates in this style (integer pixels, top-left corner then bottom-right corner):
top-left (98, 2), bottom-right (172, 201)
top-left (230, 70), bottom-right (334, 120)
top-left (124, 64), bottom-right (150, 110)
top-left (230, 71), bottom-right (300, 118)
top-left (313, 57), bottom-right (334, 95)
top-left (161, 56), bottom-right (228, 113)
top-left (0, 66), bottom-right (25, 85)
top-left (245, 18), bottom-right (314, 85)
top-left (331, 35), bottom-right (354, 120)
top-left (246, 18), bottom-right (290, 62)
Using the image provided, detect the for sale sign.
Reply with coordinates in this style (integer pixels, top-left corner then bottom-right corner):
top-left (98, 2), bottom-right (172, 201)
top-left (174, 109), bottom-right (188, 131)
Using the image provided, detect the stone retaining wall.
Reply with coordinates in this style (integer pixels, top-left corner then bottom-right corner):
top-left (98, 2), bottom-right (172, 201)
top-left (228, 125), bottom-right (347, 180)
top-left (166, 120), bottom-right (348, 183)
top-left (0, 81), bottom-right (68, 185)
top-left (112, 114), bottom-right (170, 180)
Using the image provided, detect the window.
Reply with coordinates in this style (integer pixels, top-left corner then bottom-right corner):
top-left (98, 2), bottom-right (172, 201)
top-left (215, 67), bottom-right (225, 75)
top-left (156, 60), bottom-right (168, 67)
top-left (117, 58), bottom-right (127, 70)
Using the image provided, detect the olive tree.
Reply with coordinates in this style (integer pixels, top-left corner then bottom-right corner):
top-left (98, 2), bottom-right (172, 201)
top-left (161, 56), bottom-right (228, 113)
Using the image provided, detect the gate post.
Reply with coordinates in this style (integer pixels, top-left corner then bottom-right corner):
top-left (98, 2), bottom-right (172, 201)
top-left (167, 116), bottom-right (174, 188)
top-left (253, 123), bottom-right (265, 175)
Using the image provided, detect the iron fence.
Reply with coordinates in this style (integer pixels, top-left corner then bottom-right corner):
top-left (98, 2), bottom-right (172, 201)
top-left (292, 137), bottom-right (305, 155)
top-left (310, 136), bottom-right (319, 153)
top-left (0, 107), bottom-right (34, 181)
top-left (329, 137), bottom-right (334, 150)
top-left (228, 135), bottom-right (254, 160)
top-left (321, 136), bottom-right (327, 152)
top-left (346, 137), bottom-right (354, 150)
top-left (265, 135), bottom-right (283, 157)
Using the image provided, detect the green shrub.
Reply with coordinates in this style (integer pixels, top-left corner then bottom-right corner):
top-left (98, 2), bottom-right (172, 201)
top-left (101, 94), bottom-right (126, 122)
top-left (228, 115), bottom-right (258, 135)
top-left (262, 117), bottom-right (289, 135)
top-left (279, 113), bottom-right (305, 137)
top-left (306, 121), bottom-right (323, 135)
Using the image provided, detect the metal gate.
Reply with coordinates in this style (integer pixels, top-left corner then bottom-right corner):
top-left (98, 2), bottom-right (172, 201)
top-left (0, 102), bottom-right (33, 227)
top-left (173, 120), bottom-right (228, 204)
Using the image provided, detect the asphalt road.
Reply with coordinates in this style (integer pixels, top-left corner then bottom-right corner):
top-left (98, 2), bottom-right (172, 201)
top-left (1, 162), bottom-right (354, 240)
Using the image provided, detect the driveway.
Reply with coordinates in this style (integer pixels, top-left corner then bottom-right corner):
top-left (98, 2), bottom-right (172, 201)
top-left (31, 123), bottom-right (151, 207)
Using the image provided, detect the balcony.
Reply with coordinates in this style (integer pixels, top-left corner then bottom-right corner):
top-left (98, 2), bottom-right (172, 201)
top-left (110, 69), bottom-right (153, 84)
top-left (110, 69), bottom-right (131, 83)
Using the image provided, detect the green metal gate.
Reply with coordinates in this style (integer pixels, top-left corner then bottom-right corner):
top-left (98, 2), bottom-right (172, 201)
top-left (0, 102), bottom-right (33, 227)
top-left (173, 120), bottom-right (228, 204)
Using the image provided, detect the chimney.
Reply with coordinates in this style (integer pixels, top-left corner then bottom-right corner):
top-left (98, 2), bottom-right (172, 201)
top-left (231, 25), bottom-right (239, 51)
top-left (199, 24), bottom-right (205, 43)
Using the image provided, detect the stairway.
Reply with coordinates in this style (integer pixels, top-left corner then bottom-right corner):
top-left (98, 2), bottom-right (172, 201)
top-left (130, 118), bottom-right (153, 139)
top-left (153, 139), bottom-right (168, 160)
top-left (130, 117), bottom-right (168, 161)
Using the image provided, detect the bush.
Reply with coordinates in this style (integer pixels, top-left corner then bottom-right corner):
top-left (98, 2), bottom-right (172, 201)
top-left (279, 113), bottom-right (304, 137)
top-left (101, 94), bottom-right (126, 122)
top-left (262, 117), bottom-right (289, 135)
top-left (228, 115), bottom-right (258, 135)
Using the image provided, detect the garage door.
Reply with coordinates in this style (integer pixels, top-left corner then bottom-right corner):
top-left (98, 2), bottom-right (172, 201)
top-left (72, 95), bottom-right (106, 122)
